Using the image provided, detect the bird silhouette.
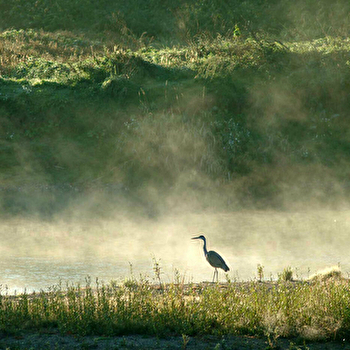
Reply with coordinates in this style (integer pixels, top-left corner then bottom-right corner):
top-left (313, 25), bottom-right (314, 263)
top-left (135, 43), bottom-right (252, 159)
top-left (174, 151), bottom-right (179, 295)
top-left (192, 235), bottom-right (229, 282)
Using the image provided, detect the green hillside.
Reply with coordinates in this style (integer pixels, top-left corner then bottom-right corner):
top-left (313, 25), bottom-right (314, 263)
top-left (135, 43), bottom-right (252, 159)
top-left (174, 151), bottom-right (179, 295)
top-left (0, 0), bottom-right (350, 217)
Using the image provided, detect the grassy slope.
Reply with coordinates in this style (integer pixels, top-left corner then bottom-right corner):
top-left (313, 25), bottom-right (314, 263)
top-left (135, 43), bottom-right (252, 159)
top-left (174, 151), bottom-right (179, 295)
top-left (0, 0), bottom-right (350, 216)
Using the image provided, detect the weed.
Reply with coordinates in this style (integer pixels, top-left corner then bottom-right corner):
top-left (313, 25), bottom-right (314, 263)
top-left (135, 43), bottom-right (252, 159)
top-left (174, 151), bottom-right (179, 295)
top-left (278, 267), bottom-right (293, 282)
top-left (181, 334), bottom-right (190, 349)
top-left (257, 264), bottom-right (264, 282)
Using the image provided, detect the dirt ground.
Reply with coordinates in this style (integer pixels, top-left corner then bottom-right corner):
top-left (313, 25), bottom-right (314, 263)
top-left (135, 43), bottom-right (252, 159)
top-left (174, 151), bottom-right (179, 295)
top-left (0, 332), bottom-right (350, 350)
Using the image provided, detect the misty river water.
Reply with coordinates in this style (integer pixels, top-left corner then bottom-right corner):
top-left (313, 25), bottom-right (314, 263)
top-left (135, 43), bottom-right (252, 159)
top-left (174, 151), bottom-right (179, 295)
top-left (1, 209), bottom-right (349, 294)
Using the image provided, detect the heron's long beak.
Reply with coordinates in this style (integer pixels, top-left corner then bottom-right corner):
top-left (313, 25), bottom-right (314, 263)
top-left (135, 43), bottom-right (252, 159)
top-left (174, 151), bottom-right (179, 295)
top-left (192, 236), bottom-right (200, 240)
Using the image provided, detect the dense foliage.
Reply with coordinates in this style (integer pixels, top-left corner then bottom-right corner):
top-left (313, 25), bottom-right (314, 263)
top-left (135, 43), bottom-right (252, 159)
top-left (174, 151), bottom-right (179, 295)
top-left (0, 0), bottom-right (350, 216)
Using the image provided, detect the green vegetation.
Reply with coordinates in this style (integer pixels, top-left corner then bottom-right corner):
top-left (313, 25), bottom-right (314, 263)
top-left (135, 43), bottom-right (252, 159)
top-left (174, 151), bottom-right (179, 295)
top-left (2, 2), bottom-right (350, 346)
top-left (0, 273), bottom-right (349, 343)
top-left (1, 0), bottom-right (350, 216)
top-left (278, 267), bottom-right (294, 282)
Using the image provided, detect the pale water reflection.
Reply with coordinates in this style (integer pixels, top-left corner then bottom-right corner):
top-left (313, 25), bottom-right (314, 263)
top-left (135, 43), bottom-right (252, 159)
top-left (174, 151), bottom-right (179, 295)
top-left (0, 256), bottom-right (131, 294)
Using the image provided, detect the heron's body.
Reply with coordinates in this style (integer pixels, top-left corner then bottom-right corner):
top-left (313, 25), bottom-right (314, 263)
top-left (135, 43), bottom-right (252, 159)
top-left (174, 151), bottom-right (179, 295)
top-left (206, 250), bottom-right (229, 271)
top-left (192, 235), bottom-right (229, 282)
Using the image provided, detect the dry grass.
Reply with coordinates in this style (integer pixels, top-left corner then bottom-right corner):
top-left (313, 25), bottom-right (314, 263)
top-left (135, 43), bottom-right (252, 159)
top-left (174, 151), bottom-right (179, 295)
top-left (308, 265), bottom-right (343, 282)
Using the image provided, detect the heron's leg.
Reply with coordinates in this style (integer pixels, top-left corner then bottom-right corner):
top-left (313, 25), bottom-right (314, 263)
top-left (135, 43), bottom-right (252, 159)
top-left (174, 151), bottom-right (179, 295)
top-left (213, 268), bottom-right (218, 283)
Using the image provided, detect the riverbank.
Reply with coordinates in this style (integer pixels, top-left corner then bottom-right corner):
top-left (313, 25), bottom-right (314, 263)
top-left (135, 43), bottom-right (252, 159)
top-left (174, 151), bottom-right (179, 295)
top-left (1, 7), bottom-right (350, 216)
top-left (0, 276), bottom-right (349, 347)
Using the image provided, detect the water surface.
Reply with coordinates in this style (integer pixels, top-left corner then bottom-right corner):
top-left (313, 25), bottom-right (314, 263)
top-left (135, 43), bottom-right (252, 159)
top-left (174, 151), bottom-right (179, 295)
top-left (1, 210), bottom-right (349, 294)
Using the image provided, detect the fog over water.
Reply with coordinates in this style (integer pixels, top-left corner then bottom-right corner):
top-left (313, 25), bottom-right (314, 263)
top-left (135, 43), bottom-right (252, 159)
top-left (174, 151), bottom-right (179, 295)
top-left (1, 208), bottom-right (349, 294)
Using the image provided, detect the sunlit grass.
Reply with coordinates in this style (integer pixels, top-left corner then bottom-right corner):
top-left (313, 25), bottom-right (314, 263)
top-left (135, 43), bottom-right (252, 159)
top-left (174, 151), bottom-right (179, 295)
top-left (1, 271), bottom-right (350, 342)
top-left (2, 28), bottom-right (350, 83)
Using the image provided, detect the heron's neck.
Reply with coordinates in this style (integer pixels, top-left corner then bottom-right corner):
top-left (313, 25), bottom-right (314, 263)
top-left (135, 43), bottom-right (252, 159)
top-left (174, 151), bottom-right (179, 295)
top-left (202, 239), bottom-right (208, 256)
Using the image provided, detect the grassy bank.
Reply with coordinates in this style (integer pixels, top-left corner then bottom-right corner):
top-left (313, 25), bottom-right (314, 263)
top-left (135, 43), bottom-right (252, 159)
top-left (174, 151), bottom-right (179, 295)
top-left (1, 273), bottom-right (349, 345)
top-left (0, 1), bottom-right (350, 216)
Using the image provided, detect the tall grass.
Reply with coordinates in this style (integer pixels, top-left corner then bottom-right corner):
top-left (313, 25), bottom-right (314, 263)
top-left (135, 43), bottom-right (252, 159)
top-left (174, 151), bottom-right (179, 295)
top-left (1, 273), bottom-right (350, 342)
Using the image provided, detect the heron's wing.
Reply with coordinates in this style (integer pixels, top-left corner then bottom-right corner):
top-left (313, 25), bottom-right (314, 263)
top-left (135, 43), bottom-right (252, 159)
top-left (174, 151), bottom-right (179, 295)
top-left (206, 250), bottom-right (229, 272)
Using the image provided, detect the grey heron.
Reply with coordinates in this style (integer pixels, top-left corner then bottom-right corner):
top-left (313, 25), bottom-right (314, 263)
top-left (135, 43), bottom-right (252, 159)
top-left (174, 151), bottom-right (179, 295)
top-left (192, 235), bottom-right (229, 282)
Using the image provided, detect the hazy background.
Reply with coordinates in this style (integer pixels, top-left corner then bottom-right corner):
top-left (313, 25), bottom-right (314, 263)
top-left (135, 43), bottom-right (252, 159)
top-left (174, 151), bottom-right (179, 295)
top-left (1, 208), bottom-right (349, 293)
top-left (0, 0), bottom-right (350, 292)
